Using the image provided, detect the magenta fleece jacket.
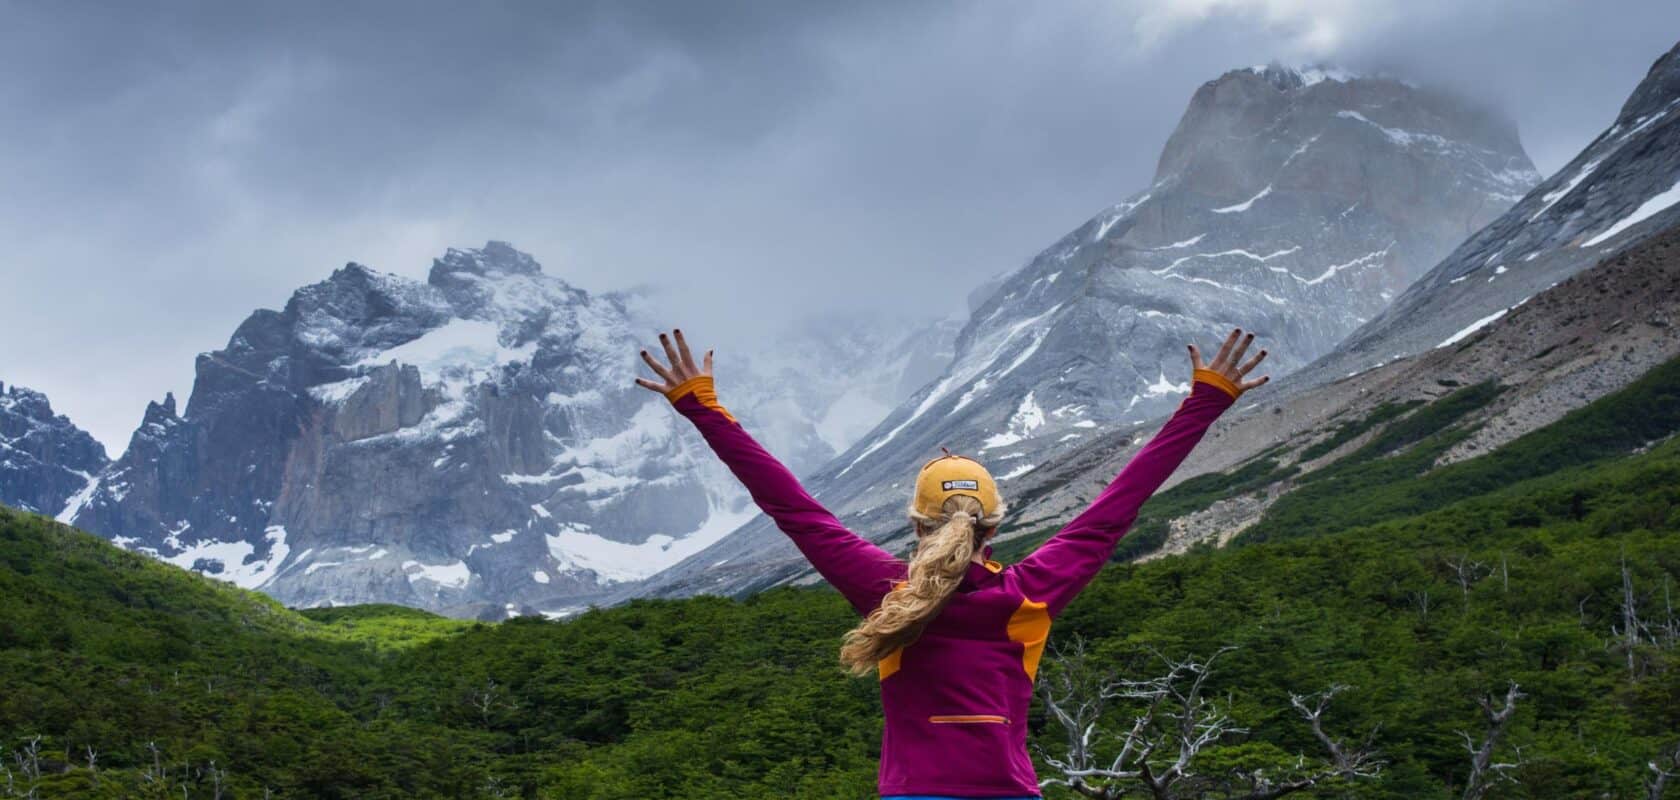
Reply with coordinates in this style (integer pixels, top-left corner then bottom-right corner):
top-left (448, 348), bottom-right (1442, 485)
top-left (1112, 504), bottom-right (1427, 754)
top-left (664, 372), bottom-right (1238, 798)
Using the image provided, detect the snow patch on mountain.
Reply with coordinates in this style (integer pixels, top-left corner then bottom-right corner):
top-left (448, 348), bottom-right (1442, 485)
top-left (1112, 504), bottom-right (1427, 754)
top-left (546, 502), bottom-right (758, 583)
top-left (405, 559), bottom-right (472, 590)
top-left (1213, 185), bottom-right (1271, 213)
top-left (982, 392), bottom-right (1045, 451)
top-left (1582, 180), bottom-right (1680, 247)
top-left (55, 473), bottom-right (100, 523)
top-left (145, 525), bottom-right (291, 590)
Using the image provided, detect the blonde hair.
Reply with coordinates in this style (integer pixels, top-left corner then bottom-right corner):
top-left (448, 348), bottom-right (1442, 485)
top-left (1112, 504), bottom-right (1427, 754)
top-left (838, 493), bottom-right (1007, 675)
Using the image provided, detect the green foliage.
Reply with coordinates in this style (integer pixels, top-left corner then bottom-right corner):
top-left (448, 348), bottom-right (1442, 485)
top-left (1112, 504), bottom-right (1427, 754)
top-left (1245, 355), bottom-right (1680, 544)
top-left (1052, 433), bottom-right (1680, 798)
top-left (299, 604), bottom-right (473, 651)
top-left (2, 357), bottom-right (1679, 797)
top-left (1296, 399), bottom-right (1424, 462)
top-left (1336, 380), bottom-right (1502, 467)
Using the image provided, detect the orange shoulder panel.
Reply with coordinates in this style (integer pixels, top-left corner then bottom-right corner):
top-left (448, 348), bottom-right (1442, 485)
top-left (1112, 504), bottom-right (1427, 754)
top-left (878, 580), bottom-right (909, 680)
top-left (1007, 598), bottom-right (1051, 681)
top-left (878, 647), bottom-right (903, 680)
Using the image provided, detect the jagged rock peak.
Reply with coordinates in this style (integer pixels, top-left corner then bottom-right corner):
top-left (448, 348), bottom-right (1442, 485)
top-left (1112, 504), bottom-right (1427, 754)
top-left (289, 260), bottom-right (441, 316)
top-left (3, 384), bottom-right (102, 451)
top-left (429, 241), bottom-right (545, 283)
top-left (1238, 62), bottom-right (1365, 92)
top-left (1, 382), bottom-right (49, 415)
top-left (1155, 59), bottom-right (1532, 206)
top-left (1619, 39), bottom-right (1680, 124)
top-left (144, 392), bottom-right (178, 422)
top-left (0, 380), bottom-right (110, 516)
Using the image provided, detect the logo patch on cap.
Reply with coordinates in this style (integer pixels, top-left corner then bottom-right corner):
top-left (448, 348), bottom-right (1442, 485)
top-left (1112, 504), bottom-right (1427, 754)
top-left (941, 479), bottom-right (980, 491)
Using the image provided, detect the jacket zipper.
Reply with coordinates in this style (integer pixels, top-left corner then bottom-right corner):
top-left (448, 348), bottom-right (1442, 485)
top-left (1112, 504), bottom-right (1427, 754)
top-left (928, 714), bottom-right (1009, 724)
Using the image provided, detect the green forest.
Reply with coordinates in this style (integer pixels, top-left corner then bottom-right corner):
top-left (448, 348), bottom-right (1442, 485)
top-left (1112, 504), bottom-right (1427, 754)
top-left (3, 357), bottom-right (1679, 798)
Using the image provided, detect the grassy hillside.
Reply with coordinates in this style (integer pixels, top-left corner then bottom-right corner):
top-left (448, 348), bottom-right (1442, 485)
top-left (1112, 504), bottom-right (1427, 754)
top-left (2, 358), bottom-right (1678, 797)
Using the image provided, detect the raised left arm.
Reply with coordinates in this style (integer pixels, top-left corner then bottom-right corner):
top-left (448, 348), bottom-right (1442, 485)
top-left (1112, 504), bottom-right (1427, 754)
top-left (638, 329), bottom-right (906, 614)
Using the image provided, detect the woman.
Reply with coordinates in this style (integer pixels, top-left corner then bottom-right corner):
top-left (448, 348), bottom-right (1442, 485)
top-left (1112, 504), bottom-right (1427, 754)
top-left (637, 327), bottom-right (1268, 800)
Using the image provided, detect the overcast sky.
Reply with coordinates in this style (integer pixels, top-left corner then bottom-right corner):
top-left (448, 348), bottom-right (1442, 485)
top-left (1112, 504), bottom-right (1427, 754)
top-left (3, 0), bottom-right (1678, 453)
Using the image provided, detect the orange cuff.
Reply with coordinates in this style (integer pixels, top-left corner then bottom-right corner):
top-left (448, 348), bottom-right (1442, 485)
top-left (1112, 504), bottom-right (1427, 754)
top-left (1192, 368), bottom-right (1242, 399)
top-left (663, 375), bottom-right (736, 422)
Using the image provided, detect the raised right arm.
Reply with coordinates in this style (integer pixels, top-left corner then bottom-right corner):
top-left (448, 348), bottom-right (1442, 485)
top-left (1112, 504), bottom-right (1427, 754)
top-left (1009, 375), bottom-right (1236, 615)
top-left (1011, 328), bottom-right (1269, 616)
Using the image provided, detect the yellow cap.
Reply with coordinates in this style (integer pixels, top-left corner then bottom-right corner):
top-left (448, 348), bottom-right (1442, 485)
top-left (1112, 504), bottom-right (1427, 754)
top-left (912, 450), bottom-right (1001, 519)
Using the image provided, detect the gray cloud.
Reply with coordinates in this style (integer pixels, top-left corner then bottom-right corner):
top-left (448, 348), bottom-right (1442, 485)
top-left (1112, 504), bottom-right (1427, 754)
top-left (2, 0), bottom-right (1677, 451)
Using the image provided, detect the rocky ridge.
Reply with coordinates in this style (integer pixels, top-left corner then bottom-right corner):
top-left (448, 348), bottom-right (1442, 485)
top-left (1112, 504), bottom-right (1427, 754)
top-left (0, 382), bottom-right (107, 516)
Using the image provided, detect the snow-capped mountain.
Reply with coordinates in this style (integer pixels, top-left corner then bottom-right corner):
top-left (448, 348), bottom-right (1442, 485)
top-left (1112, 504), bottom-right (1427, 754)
top-left (893, 40), bottom-right (1680, 570)
top-left (1304, 39), bottom-right (1680, 382)
top-left (627, 63), bottom-right (1542, 600)
top-left (0, 381), bottom-right (107, 516)
top-left (59, 243), bottom-right (953, 618)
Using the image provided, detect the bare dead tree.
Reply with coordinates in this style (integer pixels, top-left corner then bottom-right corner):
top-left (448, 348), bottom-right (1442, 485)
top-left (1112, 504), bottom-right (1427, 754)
top-left (1459, 682), bottom-right (1524, 800)
top-left (207, 760), bottom-right (225, 800)
top-left (483, 775), bottom-right (514, 798)
top-left (1410, 590), bottom-right (1434, 623)
top-left (1618, 558), bottom-right (1647, 675)
top-left (469, 677), bottom-right (514, 725)
top-left (1037, 643), bottom-right (1381, 799)
top-left (83, 745), bottom-right (98, 786)
top-left (1036, 638), bottom-right (1127, 797)
top-left (7, 737), bottom-right (41, 800)
top-left (1612, 560), bottom-right (1679, 677)
top-left (1289, 686), bottom-right (1385, 781)
top-left (1446, 555), bottom-right (1490, 606)
top-left (1647, 740), bottom-right (1680, 800)
top-left (144, 740), bottom-right (166, 785)
top-left (14, 738), bottom-right (40, 786)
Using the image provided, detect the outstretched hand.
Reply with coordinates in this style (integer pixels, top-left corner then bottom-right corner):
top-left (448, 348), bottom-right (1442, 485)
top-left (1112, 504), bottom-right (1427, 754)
top-left (1190, 328), bottom-right (1270, 393)
top-left (635, 328), bottom-right (712, 394)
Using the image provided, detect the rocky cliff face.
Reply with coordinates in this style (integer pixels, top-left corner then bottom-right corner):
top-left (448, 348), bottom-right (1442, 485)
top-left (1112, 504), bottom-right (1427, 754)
top-left (1305, 40), bottom-right (1680, 382)
top-left (62, 243), bottom-right (952, 617)
top-left (0, 382), bottom-right (107, 516)
top-left (977, 40), bottom-right (1680, 563)
top-left (626, 64), bottom-right (1541, 600)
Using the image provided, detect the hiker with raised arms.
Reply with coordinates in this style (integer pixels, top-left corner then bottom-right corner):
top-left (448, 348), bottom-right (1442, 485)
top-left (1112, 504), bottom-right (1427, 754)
top-left (637, 326), bottom-right (1269, 800)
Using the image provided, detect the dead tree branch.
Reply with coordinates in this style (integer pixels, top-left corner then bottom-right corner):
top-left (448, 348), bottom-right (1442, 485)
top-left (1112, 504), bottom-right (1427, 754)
top-left (1038, 644), bottom-right (1381, 799)
top-left (1460, 682), bottom-right (1524, 800)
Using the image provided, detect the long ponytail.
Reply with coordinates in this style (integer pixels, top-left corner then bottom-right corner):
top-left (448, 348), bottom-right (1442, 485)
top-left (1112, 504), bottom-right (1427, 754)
top-left (838, 493), bottom-right (1005, 675)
